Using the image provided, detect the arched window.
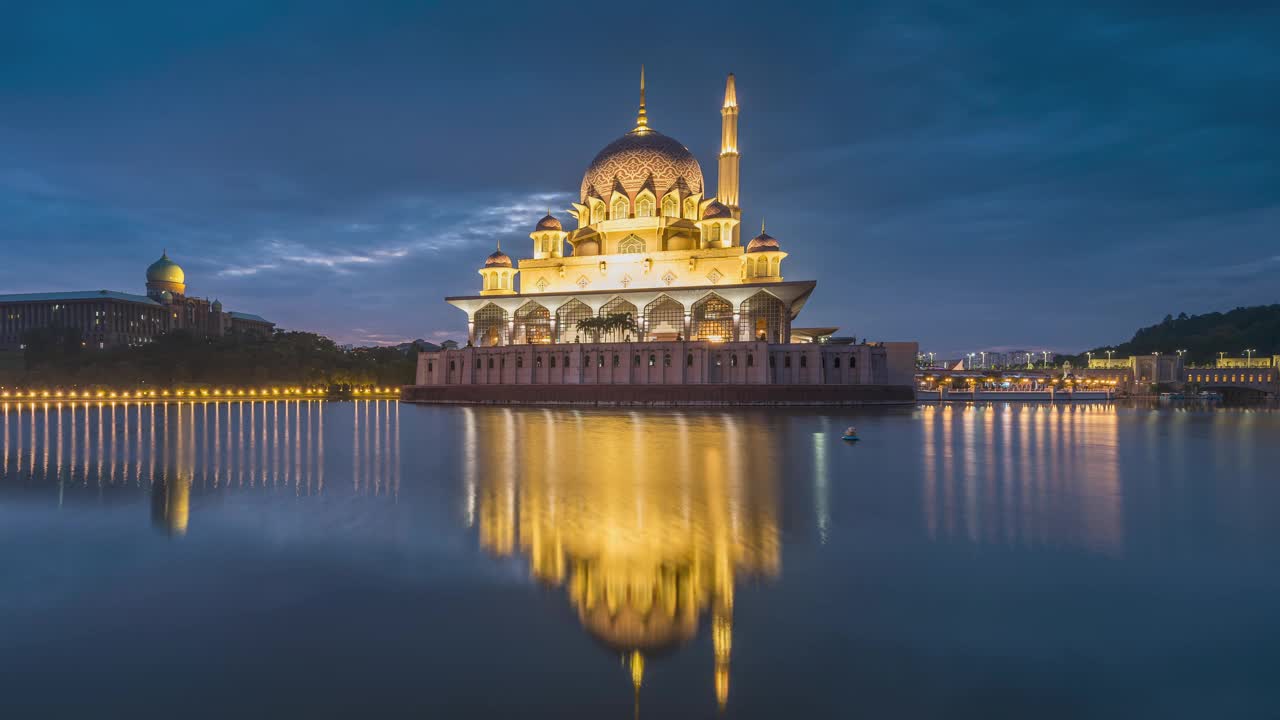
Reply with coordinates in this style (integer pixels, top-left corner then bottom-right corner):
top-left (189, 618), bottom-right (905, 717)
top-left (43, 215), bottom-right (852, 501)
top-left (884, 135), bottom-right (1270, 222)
top-left (662, 195), bottom-right (678, 217)
top-left (850, 357), bottom-right (856, 369)
top-left (684, 197), bottom-right (697, 219)
top-left (474, 304), bottom-right (508, 346)
top-left (691, 294), bottom-right (733, 341)
top-left (428, 361), bottom-right (434, 372)
top-left (739, 292), bottom-right (785, 344)
top-left (785, 356), bottom-right (792, 368)
top-left (556, 299), bottom-right (592, 343)
top-left (747, 354), bottom-right (754, 367)
top-left (648, 354), bottom-right (656, 367)
top-left (591, 203), bottom-right (605, 224)
top-left (730, 354), bottom-right (738, 367)
top-left (636, 196), bottom-right (655, 218)
top-left (549, 355), bottom-right (556, 368)
top-left (833, 357), bottom-right (841, 368)
top-left (597, 354), bottom-right (604, 368)
top-left (476, 358), bottom-right (482, 369)
top-left (800, 356), bottom-right (808, 368)
top-left (516, 355), bottom-right (523, 368)
top-left (513, 301), bottom-right (551, 344)
top-left (633, 354), bottom-right (641, 367)
top-left (488, 357), bottom-right (494, 369)
top-left (708, 224), bottom-right (721, 244)
top-left (618, 235), bottom-right (645, 254)
top-left (613, 354), bottom-right (620, 367)
top-left (770, 356), bottom-right (776, 368)
top-left (499, 273), bottom-right (508, 290)
top-left (687, 353), bottom-right (693, 367)
top-left (611, 197), bottom-right (629, 220)
top-left (644, 295), bottom-right (684, 340)
top-left (564, 354), bottom-right (571, 367)
top-left (535, 355), bottom-right (543, 368)
top-left (664, 354), bottom-right (671, 367)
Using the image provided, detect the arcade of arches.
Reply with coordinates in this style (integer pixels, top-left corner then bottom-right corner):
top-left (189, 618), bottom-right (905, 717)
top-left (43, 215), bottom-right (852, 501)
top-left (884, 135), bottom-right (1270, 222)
top-left (467, 291), bottom-right (790, 346)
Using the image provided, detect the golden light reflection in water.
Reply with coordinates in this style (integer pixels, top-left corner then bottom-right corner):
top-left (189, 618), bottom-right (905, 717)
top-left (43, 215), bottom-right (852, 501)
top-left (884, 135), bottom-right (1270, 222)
top-left (0, 400), bottom-right (398, 536)
top-left (920, 403), bottom-right (1123, 555)
top-left (462, 407), bottom-right (780, 712)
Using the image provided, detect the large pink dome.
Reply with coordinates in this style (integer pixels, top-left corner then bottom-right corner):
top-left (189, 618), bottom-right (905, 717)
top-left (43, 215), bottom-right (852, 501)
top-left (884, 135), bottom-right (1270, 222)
top-left (580, 129), bottom-right (704, 204)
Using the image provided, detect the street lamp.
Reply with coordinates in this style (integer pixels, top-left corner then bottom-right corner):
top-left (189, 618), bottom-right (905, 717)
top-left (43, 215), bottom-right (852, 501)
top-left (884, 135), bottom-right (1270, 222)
top-left (980, 351), bottom-right (987, 368)
top-left (1246, 348), bottom-right (1256, 365)
top-left (967, 352), bottom-right (975, 369)
top-left (1042, 350), bottom-right (1049, 367)
top-left (1106, 349), bottom-right (1114, 361)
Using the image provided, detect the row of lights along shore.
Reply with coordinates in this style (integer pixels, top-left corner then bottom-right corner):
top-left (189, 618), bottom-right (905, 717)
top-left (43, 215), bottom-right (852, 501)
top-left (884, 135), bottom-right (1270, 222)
top-left (0, 387), bottom-right (400, 403)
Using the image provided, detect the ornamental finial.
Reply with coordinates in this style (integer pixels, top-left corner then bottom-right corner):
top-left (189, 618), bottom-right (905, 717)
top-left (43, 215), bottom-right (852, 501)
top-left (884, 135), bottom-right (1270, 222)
top-left (635, 65), bottom-right (649, 132)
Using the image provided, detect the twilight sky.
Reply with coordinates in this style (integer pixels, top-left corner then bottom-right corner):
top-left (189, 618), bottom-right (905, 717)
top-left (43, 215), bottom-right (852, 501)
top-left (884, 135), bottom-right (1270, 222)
top-left (2, 1), bottom-right (1277, 355)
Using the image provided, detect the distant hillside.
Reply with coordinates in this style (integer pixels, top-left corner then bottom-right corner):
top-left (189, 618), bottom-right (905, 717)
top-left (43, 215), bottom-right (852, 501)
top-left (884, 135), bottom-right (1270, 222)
top-left (1075, 305), bottom-right (1280, 365)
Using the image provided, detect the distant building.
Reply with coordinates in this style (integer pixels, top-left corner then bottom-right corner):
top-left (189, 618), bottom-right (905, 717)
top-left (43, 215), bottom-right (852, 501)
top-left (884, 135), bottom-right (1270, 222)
top-left (0, 252), bottom-right (273, 351)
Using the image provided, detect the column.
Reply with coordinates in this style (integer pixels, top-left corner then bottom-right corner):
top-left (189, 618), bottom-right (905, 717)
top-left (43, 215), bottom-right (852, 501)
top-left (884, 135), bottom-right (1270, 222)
top-left (683, 312), bottom-right (692, 341)
top-left (466, 316), bottom-right (476, 346)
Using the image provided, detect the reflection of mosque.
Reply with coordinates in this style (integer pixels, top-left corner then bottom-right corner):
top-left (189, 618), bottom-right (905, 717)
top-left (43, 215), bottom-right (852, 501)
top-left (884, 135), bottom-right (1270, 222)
top-left (462, 407), bottom-right (780, 712)
top-left (0, 399), bottom-right (399, 536)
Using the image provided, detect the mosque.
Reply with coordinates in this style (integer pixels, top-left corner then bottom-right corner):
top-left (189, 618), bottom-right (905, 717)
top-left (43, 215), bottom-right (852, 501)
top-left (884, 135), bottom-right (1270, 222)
top-left (0, 251), bottom-right (273, 351)
top-left (411, 71), bottom-right (917, 399)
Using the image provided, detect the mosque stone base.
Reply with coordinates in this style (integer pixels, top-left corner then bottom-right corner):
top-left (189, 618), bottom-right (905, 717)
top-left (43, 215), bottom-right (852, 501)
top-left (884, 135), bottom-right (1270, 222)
top-left (400, 383), bottom-right (915, 406)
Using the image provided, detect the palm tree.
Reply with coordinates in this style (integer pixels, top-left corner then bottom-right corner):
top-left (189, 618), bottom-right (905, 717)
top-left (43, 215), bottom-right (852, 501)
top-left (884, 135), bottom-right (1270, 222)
top-left (576, 312), bottom-right (638, 342)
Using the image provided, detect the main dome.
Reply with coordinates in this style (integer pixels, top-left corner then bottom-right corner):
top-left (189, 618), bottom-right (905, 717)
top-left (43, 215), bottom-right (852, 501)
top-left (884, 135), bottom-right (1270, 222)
top-left (580, 129), bottom-right (704, 204)
top-left (146, 253), bottom-right (185, 284)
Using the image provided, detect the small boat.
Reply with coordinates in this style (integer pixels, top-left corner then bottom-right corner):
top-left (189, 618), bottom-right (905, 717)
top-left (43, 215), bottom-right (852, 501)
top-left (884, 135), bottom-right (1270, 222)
top-left (841, 426), bottom-right (860, 442)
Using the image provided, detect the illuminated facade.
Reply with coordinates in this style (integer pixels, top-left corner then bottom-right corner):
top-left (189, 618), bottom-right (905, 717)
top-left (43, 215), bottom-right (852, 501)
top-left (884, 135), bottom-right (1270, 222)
top-left (448, 71), bottom-right (810, 347)
top-left (0, 252), bottom-right (273, 351)
top-left (418, 71), bottom-right (920, 394)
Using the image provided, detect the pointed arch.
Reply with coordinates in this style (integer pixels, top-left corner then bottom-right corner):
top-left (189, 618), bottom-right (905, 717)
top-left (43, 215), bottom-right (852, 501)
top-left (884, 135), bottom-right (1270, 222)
top-left (644, 295), bottom-right (685, 341)
top-left (738, 290), bottom-right (785, 343)
top-left (555, 299), bottom-right (592, 342)
top-left (683, 196), bottom-right (698, 220)
top-left (617, 234), bottom-right (646, 254)
top-left (611, 194), bottom-right (630, 220)
top-left (474, 303), bottom-right (509, 347)
top-left (691, 293), bottom-right (734, 342)
top-left (661, 193), bottom-right (679, 217)
top-left (600, 296), bottom-right (639, 342)
top-left (513, 301), bottom-right (552, 344)
top-left (635, 189), bottom-right (656, 218)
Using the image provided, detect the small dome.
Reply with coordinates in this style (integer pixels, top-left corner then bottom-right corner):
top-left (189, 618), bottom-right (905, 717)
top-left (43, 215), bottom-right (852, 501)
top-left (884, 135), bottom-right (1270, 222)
top-left (146, 252), bottom-right (185, 284)
top-left (701, 200), bottom-right (732, 220)
top-left (535, 213), bottom-right (562, 232)
top-left (212, 299), bottom-right (223, 311)
top-left (484, 247), bottom-right (513, 268)
top-left (746, 232), bottom-right (781, 253)
top-left (158, 290), bottom-right (173, 303)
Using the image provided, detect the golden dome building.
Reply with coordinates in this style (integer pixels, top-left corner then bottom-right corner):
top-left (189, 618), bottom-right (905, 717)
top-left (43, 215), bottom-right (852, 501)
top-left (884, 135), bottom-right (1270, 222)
top-left (412, 70), bottom-right (919, 399)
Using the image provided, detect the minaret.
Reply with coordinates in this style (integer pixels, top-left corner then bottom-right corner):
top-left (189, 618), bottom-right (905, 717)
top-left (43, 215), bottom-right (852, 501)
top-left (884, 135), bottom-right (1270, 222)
top-left (717, 73), bottom-right (741, 243)
top-left (635, 66), bottom-right (650, 133)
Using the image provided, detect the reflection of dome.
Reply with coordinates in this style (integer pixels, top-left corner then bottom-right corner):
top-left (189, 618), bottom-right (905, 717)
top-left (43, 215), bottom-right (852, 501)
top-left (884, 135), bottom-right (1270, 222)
top-left (535, 213), bottom-right (562, 232)
top-left (572, 563), bottom-right (699, 655)
top-left (484, 248), bottom-right (513, 268)
top-left (146, 252), bottom-right (185, 285)
top-left (580, 130), bottom-right (704, 203)
top-left (701, 200), bottom-right (732, 220)
top-left (746, 232), bottom-right (781, 253)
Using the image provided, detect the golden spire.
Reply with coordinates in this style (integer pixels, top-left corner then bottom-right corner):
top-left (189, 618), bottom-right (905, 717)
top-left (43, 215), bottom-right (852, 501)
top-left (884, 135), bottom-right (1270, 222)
top-left (635, 65), bottom-right (649, 132)
top-left (761, 218), bottom-right (766, 234)
top-left (723, 72), bottom-right (737, 109)
top-left (630, 651), bottom-right (645, 720)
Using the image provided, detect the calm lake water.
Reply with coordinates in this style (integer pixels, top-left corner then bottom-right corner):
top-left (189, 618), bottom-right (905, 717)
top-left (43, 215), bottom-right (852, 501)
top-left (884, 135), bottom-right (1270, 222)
top-left (1, 400), bottom-right (1277, 718)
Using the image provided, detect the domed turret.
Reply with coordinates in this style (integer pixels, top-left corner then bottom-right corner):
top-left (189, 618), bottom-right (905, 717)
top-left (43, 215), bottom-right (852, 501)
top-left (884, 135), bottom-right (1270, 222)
top-left (484, 248), bottom-right (513, 268)
top-left (696, 199), bottom-right (739, 249)
top-left (701, 200), bottom-right (732, 220)
top-left (146, 250), bottom-right (186, 297)
top-left (535, 213), bottom-right (562, 232)
top-left (479, 242), bottom-right (517, 296)
top-left (530, 210), bottom-right (568, 261)
top-left (745, 232), bottom-right (780, 253)
top-left (742, 221), bottom-right (786, 282)
top-left (212, 299), bottom-right (223, 312)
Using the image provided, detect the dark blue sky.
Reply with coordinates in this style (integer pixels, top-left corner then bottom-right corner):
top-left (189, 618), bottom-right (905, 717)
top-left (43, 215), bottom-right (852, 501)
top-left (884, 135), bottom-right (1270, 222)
top-left (2, 1), bottom-right (1276, 355)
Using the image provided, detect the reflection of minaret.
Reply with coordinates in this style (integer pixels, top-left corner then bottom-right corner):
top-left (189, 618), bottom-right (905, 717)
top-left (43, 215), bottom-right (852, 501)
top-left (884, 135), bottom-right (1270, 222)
top-left (151, 475), bottom-right (190, 536)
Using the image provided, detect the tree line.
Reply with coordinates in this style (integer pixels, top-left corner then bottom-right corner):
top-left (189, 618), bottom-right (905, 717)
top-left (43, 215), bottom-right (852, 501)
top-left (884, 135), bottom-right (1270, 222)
top-left (0, 327), bottom-right (417, 390)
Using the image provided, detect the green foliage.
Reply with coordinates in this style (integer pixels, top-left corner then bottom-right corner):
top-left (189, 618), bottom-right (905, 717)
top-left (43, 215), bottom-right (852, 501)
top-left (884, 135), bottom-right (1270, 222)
top-left (575, 312), bottom-right (638, 341)
top-left (1077, 305), bottom-right (1280, 365)
top-left (2, 330), bottom-right (415, 389)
